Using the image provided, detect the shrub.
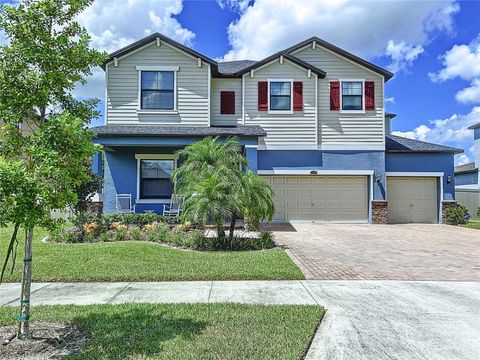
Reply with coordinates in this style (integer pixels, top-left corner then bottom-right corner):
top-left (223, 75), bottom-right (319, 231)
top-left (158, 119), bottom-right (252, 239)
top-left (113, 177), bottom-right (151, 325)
top-left (83, 222), bottom-right (99, 235)
top-left (145, 222), bottom-right (169, 242)
top-left (99, 232), bottom-right (110, 242)
top-left (257, 231), bottom-right (274, 249)
top-left (129, 227), bottom-right (144, 241)
top-left (113, 226), bottom-right (128, 241)
top-left (477, 207), bottom-right (480, 218)
top-left (169, 228), bottom-right (187, 247)
top-left (446, 204), bottom-right (469, 225)
top-left (187, 229), bottom-right (206, 250)
top-left (83, 233), bottom-right (95, 243)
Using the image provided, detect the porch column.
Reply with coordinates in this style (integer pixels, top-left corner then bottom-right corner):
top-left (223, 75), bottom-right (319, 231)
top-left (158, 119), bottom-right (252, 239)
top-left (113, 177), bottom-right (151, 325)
top-left (245, 146), bottom-right (258, 174)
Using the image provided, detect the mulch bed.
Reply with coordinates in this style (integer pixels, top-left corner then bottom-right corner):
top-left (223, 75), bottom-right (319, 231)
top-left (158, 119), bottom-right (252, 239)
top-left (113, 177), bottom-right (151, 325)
top-left (0, 322), bottom-right (88, 359)
top-left (260, 223), bottom-right (297, 232)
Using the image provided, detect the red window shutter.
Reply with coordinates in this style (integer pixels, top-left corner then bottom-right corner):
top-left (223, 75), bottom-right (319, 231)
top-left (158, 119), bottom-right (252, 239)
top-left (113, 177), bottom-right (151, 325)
top-left (221, 91), bottom-right (235, 115)
top-left (293, 81), bottom-right (303, 111)
top-left (330, 81), bottom-right (340, 111)
top-left (258, 81), bottom-right (268, 111)
top-left (365, 81), bottom-right (375, 111)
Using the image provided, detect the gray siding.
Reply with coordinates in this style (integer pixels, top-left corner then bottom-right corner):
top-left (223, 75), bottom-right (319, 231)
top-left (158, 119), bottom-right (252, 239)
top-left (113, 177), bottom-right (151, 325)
top-left (294, 46), bottom-right (385, 146)
top-left (107, 42), bottom-right (209, 126)
top-left (244, 60), bottom-right (316, 148)
top-left (211, 78), bottom-right (242, 126)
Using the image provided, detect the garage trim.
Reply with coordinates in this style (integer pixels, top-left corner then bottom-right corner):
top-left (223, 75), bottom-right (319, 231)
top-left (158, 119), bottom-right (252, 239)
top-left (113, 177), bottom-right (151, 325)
top-left (258, 169), bottom-right (374, 223)
top-left (385, 172), bottom-right (444, 224)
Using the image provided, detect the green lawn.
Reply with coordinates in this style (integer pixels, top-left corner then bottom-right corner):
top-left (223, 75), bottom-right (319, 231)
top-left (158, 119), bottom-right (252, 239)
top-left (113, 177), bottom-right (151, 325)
top-left (462, 218), bottom-right (480, 229)
top-left (0, 227), bottom-right (304, 282)
top-left (0, 303), bottom-right (323, 360)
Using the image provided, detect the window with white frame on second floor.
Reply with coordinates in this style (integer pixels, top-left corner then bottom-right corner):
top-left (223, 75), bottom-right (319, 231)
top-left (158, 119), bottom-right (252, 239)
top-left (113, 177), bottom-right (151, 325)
top-left (341, 81), bottom-right (363, 111)
top-left (270, 81), bottom-right (291, 111)
top-left (141, 71), bottom-right (174, 110)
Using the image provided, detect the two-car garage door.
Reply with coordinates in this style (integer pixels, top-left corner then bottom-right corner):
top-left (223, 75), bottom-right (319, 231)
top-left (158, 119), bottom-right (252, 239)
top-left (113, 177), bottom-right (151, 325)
top-left (262, 175), bottom-right (368, 222)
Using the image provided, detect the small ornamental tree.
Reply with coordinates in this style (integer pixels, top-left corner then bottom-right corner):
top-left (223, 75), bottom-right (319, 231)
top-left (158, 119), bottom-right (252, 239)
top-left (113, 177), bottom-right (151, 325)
top-left (173, 137), bottom-right (274, 242)
top-left (0, 0), bottom-right (105, 339)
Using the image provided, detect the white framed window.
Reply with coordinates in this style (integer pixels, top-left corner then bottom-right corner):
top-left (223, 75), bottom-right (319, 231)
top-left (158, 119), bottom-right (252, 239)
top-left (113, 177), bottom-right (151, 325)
top-left (267, 79), bottom-right (293, 114)
top-left (136, 66), bottom-right (179, 112)
top-left (340, 78), bottom-right (365, 113)
top-left (135, 154), bottom-right (178, 201)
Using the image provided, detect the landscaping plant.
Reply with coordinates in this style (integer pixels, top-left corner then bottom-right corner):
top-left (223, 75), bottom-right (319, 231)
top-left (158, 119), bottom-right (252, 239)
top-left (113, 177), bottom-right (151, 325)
top-left (0, 0), bottom-right (105, 339)
top-left (173, 137), bottom-right (275, 243)
top-left (445, 204), bottom-right (469, 225)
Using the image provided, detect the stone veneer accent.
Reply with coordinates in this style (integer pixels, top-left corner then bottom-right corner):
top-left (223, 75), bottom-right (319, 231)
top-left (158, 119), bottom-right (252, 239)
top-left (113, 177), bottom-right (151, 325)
top-left (371, 200), bottom-right (388, 224)
top-left (441, 200), bottom-right (458, 224)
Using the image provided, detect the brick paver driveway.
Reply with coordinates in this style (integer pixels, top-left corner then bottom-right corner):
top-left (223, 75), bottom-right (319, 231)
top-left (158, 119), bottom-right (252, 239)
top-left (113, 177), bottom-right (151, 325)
top-left (274, 224), bottom-right (480, 280)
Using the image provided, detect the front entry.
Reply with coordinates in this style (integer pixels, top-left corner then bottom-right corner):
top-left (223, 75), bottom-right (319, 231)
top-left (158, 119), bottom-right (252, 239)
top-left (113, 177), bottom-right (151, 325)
top-left (387, 176), bottom-right (438, 223)
top-left (261, 175), bottom-right (368, 222)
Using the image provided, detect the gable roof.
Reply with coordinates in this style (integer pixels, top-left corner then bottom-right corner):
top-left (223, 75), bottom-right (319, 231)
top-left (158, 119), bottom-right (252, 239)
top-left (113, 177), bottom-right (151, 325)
top-left (385, 135), bottom-right (463, 154)
top-left (468, 122), bottom-right (480, 130)
top-left (285, 37), bottom-right (393, 81)
top-left (236, 52), bottom-right (326, 78)
top-left (102, 33), bottom-right (391, 80)
top-left (102, 32), bottom-right (217, 69)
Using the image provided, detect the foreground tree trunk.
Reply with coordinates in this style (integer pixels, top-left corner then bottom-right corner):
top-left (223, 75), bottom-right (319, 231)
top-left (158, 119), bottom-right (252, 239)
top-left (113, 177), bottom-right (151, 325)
top-left (17, 228), bottom-right (33, 339)
top-left (229, 215), bottom-right (236, 241)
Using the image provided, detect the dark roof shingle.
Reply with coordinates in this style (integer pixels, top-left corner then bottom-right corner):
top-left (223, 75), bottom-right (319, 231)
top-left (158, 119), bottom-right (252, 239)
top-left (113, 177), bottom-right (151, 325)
top-left (217, 60), bottom-right (257, 76)
top-left (385, 135), bottom-right (463, 154)
top-left (91, 125), bottom-right (267, 138)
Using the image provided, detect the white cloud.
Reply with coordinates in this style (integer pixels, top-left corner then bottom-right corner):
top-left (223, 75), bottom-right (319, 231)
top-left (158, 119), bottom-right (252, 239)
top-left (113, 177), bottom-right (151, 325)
top-left (456, 153), bottom-right (470, 165)
top-left (385, 40), bottom-right (424, 72)
top-left (455, 79), bottom-right (480, 104)
top-left (73, 0), bottom-right (195, 99)
top-left (429, 35), bottom-right (480, 106)
top-left (385, 97), bottom-right (395, 104)
top-left (216, 0), bottom-right (251, 12)
top-left (222, 0), bottom-right (459, 61)
top-left (392, 107), bottom-right (480, 162)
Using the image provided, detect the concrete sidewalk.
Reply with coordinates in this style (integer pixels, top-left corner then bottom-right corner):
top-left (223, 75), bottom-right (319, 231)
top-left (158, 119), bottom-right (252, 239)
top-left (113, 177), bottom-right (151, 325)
top-left (2, 280), bottom-right (480, 360)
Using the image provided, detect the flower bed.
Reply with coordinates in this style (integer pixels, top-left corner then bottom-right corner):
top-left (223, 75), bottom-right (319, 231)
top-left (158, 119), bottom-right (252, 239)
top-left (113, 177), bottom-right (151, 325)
top-left (50, 213), bottom-right (274, 251)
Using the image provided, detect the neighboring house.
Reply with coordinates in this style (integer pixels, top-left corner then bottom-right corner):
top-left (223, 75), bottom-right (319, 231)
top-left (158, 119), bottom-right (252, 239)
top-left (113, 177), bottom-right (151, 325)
top-left (455, 123), bottom-right (480, 217)
top-left (91, 32), bottom-right (462, 224)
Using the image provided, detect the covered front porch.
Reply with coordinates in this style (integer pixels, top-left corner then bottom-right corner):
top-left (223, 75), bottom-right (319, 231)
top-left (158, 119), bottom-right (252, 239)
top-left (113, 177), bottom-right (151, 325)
top-left (91, 125), bottom-right (265, 214)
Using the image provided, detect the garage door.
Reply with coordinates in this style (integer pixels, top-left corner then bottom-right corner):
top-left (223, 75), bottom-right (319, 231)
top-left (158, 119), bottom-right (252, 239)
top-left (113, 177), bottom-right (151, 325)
top-left (262, 175), bottom-right (368, 222)
top-left (387, 177), bottom-right (437, 223)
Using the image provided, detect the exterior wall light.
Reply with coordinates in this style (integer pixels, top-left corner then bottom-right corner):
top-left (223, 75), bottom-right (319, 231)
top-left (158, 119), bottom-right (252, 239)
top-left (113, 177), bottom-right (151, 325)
top-left (376, 175), bottom-right (381, 182)
top-left (447, 175), bottom-right (452, 183)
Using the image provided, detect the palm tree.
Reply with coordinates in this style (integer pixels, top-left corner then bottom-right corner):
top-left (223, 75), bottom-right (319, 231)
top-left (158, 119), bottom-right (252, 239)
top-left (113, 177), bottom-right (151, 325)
top-left (173, 137), bottom-right (274, 243)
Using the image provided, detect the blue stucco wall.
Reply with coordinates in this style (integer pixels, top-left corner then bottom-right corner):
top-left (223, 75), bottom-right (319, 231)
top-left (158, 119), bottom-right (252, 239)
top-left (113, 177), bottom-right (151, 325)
top-left (103, 147), bottom-right (180, 214)
top-left (385, 152), bottom-right (456, 200)
top-left (257, 150), bottom-right (386, 200)
top-left (456, 171), bottom-right (478, 186)
top-left (92, 152), bottom-right (102, 176)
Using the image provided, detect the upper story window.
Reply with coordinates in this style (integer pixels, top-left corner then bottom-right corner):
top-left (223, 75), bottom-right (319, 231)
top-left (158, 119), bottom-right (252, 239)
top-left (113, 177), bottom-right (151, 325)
top-left (269, 81), bottom-right (292, 111)
top-left (341, 81), bottom-right (363, 111)
top-left (140, 71), bottom-right (175, 110)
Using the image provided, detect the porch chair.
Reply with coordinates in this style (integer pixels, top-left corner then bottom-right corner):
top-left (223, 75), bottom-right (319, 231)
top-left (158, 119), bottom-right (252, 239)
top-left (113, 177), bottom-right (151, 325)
top-left (163, 195), bottom-right (183, 217)
top-left (116, 193), bottom-right (135, 214)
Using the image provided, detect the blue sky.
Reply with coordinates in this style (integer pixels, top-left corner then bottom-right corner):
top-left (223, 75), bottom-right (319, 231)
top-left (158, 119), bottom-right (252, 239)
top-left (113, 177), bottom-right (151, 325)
top-left (3, 0), bottom-right (480, 164)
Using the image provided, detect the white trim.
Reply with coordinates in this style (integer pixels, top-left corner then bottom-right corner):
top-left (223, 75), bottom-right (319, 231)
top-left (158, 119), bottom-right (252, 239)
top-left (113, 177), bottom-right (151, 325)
top-left (113, 57), bottom-right (118, 67)
top-left (156, 37), bottom-right (161, 47)
top-left (110, 41), bottom-right (157, 63)
top-left (267, 78), bottom-right (294, 114)
top-left (135, 199), bottom-right (171, 204)
top-left (135, 65), bottom-right (179, 71)
top-left (244, 145), bottom-right (258, 149)
top-left (242, 74), bottom-right (245, 125)
top-left (207, 64), bottom-right (211, 126)
top-left (382, 76), bottom-right (386, 144)
top-left (258, 169), bottom-right (374, 176)
top-left (137, 69), bottom-right (178, 111)
top-left (256, 144), bottom-right (385, 151)
top-left (279, 55), bottom-right (284, 64)
top-left (104, 63), bottom-right (108, 125)
top-left (385, 172), bottom-right (444, 177)
top-left (368, 175), bottom-right (374, 224)
top-left (135, 154), bottom-right (178, 202)
top-left (197, 58), bottom-right (202, 68)
top-left (439, 175), bottom-right (444, 224)
top-left (314, 73), bottom-right (318, 146)
top-left (135, 154), bottom-right (179, 160)
top-left (136, 110), bottom-right (179, 115)
top-left (339, 78), bottom-right (365, 113)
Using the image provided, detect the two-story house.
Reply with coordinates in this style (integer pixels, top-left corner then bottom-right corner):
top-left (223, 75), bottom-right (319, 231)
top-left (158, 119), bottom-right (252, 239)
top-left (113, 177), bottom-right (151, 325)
top-left (455, 123), bottom-right (480, 217)
top-left (91, 33), bottom-right (462, 224)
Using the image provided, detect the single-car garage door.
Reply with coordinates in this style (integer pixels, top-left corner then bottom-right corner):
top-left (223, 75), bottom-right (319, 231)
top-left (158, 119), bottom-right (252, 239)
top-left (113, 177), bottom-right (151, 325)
top-left (262, 175), bottom-right (368, 222)
top-left (387, 176), bottom-right (438, 223)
